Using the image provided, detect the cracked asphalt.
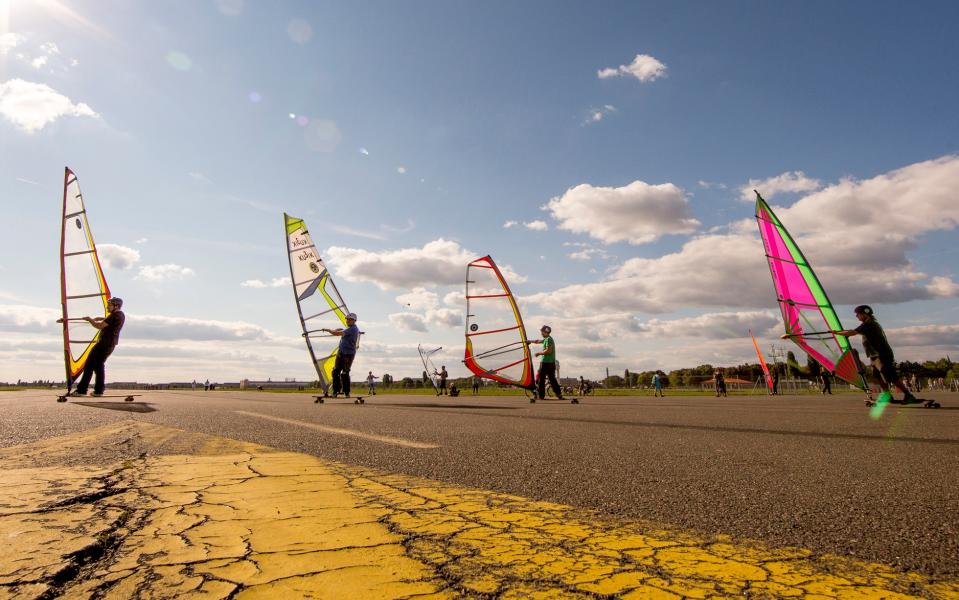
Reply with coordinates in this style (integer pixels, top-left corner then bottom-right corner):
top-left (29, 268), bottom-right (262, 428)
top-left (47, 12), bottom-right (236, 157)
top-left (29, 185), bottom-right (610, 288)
top-left (1, 389), bottom-right (957, 598)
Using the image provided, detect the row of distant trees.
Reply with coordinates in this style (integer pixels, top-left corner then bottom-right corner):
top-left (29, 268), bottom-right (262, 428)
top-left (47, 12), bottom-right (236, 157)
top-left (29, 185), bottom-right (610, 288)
top-left (629, 355), bottom-right (958, 389)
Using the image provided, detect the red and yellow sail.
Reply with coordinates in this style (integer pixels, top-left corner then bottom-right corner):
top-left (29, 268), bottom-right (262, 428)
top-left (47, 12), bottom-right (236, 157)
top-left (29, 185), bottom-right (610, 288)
top-left (464, 255), bottom-right (534, 390)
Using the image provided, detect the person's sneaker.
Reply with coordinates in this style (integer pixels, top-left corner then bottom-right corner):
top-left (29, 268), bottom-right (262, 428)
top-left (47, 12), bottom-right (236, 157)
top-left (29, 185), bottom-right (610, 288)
top-left (66, 391), bottom-right (84, 397)
top-left (902, 393), bottom-right (919, 404)
top-left (90, 392), bottom-right (103, 397)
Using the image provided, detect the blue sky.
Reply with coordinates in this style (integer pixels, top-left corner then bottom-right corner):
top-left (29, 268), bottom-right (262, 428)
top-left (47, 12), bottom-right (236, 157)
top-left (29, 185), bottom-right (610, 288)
top-left (2, 0), bottom-right (957, 383)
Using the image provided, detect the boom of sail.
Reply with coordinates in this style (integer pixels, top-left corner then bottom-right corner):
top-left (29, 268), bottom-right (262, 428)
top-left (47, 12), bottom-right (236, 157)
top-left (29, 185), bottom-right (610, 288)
top-left (463, 255), bottom-right (534, 390)
top-left (60, 167), bottom-right (111, 391)
top-left (754, 191), bottom-right (867, 390)
top-left (284, 213), bottom-right (352, 394)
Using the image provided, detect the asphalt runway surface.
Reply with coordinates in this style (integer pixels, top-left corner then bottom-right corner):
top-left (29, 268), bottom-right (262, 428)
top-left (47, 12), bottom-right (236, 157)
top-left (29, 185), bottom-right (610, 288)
top-left (2, 389), bottom-right (957, 577)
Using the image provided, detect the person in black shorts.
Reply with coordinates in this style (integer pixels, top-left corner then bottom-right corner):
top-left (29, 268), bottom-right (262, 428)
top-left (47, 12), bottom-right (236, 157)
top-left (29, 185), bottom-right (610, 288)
top-left (60, 297), bottom-right (125, 396)
top-left (832, 305), bottom-right (918, 403)
top-left (434, 366), bottom-right (448, 395)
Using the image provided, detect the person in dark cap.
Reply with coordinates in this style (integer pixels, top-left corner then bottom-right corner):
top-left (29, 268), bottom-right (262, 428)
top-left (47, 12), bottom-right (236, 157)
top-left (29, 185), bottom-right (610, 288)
top-left (323, 312), bottom-right (359, 397)
top-left (60, 296), bottom-right (125, 397)
top-left (528, 325), bottom-right (563, 400)
top-left (832, 305), bottom-right (918, 403)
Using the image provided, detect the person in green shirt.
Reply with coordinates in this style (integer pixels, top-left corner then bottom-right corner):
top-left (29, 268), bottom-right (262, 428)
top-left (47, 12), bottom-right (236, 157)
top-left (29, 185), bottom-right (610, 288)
top-left (529, 325), bottom-right (564, 400)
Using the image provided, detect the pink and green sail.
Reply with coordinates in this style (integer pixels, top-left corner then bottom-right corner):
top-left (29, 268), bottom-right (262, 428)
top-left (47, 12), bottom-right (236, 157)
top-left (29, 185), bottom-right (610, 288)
top-left (754, 191), bottom-right (867, 390)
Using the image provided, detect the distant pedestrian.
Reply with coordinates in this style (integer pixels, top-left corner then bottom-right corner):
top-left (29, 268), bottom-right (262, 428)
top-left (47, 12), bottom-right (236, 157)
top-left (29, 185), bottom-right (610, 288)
top-left (771, 368), bottom-right (780, 395)
top-left (714, 370), bottom-right (727, 397)
top-left (471, 377), bottom-right (480, 395)
top-left (820, 372), bottom-right (832, 395)
top-left (205, 379), bottom-right (210, 391)
top-left (433, 366), bottom-right (449, 395)
top-left (366, 371), bottom-right (378, 395)
top-left (652, 372), bottom-right (664, 397)
top-left (322, 312), bottom-right (359, 398)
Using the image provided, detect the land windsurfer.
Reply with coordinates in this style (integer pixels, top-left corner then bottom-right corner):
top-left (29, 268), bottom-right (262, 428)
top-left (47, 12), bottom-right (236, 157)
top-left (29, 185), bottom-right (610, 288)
top-left (528, 325), bottom-right (563, 400)
top-left (322, 312), bottom-right (359, 398)
top-left (831, 305), bottom-right (918, 403)
top-left (59, 297), bottom-right (125, 397)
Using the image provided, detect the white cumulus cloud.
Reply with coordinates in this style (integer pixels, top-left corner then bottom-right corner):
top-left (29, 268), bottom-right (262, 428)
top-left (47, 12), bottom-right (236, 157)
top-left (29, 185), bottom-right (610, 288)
top-left (0, 33), bottom-right (25, 55)
top-left (389, 312), bottom-right (428, 333)
top-left (326, 239), bottom-right (526, 290)
top-left (136, 264), bottom-right (196, 282)
top-left (598, 54), bottom-right (667, 82)
top-left (240, 277), bottom-right (290, 289)
top-left (545, 180), bottom-right (700, 245)
top-left (524, 220), bottom-right (549, 231)
top-left (0, 79), bottom-right (99, 133)
top-left (741, 171), bottom-right (821, 201)
top-left (530, 155), bottom-right (959, 317)
top-left (98, 244), bottom-right (141, 270)
top-left (395, 287), bottom-right (439, 310)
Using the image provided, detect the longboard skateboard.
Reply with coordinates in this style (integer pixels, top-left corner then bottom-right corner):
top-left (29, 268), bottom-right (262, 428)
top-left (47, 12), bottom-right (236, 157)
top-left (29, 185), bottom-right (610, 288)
top-left (530, 397), bottom-right (580, 404)
top-left (313, 395), bottom-right (366, 404)
top-left (57, 394), bottom-right (141, 403)
top-left (865, 397), bottom-right (940, 408)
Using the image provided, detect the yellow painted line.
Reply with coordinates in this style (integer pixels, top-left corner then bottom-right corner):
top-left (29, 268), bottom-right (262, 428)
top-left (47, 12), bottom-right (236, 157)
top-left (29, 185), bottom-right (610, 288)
top-left (0, 421), bottom-right (956, 599)
top-left (234, 410), bottom-right (440, 449)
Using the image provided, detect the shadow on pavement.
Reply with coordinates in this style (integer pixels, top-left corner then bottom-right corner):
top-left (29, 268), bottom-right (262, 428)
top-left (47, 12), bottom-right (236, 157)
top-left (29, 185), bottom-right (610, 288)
top-left (74, 401), bottom-right (156, 413)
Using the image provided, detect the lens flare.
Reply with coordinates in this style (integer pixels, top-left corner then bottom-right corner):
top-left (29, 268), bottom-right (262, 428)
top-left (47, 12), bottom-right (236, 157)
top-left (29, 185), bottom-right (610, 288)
top-left (869, 390), bottom-right (892, 420)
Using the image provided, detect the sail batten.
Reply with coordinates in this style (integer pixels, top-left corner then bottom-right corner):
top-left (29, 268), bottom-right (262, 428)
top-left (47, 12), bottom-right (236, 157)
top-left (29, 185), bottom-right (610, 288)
top-left (284, 213), bottom-right (352, 395)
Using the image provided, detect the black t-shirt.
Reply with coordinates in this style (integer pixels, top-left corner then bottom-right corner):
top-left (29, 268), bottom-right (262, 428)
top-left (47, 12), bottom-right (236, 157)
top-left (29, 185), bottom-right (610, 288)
top-left (855, 319), bottom-right (892, 359)
top-left (98, 310), bottom-right (125, 349)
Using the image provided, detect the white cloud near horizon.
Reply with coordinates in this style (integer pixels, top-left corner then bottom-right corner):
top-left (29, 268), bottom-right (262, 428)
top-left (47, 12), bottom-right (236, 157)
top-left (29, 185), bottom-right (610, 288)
top-left (503, 220), bottom-right (518, 228)
top-left (741, 171), bottom-right (821, 201)
top-left (241, 277), bottom-right (291, 289)
top-left (389, 312), bottom-right (428, 333)
top-left (598, 54), bottom-right (667, 82)
top-left (326, 239), bottom-right (526, 290)
top-left (98, 244), bottom-right (141, 271)
top-left (545, 180), bottom-right (700, 245)
top-left (135, 264), bottom-right (196, 282)
top-left (0, 79), bottom-right (99, 133)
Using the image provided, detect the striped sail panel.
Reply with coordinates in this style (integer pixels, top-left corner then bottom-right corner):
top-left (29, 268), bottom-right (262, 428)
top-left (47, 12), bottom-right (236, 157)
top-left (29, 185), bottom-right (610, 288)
top-left (60, 167), bottom-right (110, 387)
top-left (754, 192), bottom-right (866, 390)
top-left (284, 213), bottom-right (350, 394)
top-left (464, 255), bottom-right (534, 390)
